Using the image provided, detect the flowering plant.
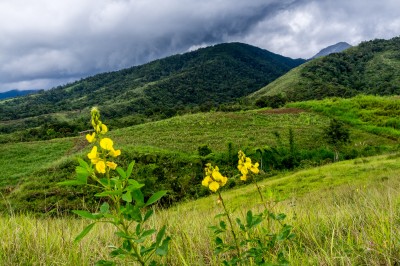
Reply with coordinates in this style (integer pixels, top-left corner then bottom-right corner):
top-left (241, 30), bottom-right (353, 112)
top-left (59, 107), bottom-right (170, 266)
top-left (204, 151), bottom-right (294, 265)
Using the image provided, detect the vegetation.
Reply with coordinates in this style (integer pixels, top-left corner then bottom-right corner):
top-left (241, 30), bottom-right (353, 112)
top-left (2, 37), bottom-right (400, 264)
top-left (1, 153), bottom-right (400, 265)
top-left (250, 36), bottom-right (400, 103)
top-left (0, 42), bottom-right (304, 141)
top-left (288, 94), bottom-right (400, 140)
top-left (1, 103), bottom-right (397, 214)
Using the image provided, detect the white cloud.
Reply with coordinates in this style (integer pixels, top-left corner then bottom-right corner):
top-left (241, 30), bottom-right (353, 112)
top-left (0, 0), bottom-right (400, 92)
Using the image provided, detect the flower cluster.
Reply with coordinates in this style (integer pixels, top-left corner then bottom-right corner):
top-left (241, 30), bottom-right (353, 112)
top-left (86, 107), bottom-right (121, 174)
top-left (202, 163), bottom-right (228, 192)
top-left (237, 150), bottom-right (259, 181)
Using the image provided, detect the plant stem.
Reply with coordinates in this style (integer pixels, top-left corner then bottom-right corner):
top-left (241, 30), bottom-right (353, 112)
top-left (254, 179), bottom-right (271, 231)
top-left (218, 191), bottom-right (242, 262)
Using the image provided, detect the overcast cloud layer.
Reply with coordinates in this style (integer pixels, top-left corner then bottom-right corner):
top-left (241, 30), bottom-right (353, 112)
top-left (1, 0), bottom-right (400, 92)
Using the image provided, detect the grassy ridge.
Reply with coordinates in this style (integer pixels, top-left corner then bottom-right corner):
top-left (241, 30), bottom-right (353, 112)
top-left (288, 95), bottom-right (400, 140)
top-left (1, 153), bottom-right (399, 264)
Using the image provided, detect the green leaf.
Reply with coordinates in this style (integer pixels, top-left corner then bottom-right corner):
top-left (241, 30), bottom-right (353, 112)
top-left (135, 224), bottom-right (141, 236)
top-left (100, 202), bottom-right (109, 214)
top-left (72, 210), bottom-right (98, 220)
top-left (76, 166), bottom-right (90, 183)
top-left (95, 191), bottom-right (122, 197)
top-left (126, 161), bottom-right (135, 179)
top-left (145, 190), bottom-right (167, 207)
top-left (156, 225), bottom-right (166, 245)
top-left (131, 190), bottom-right (144, 206)
top-left (74, 223), bottom-right (95, 242)
top-left (130, 206), bottom-right (142, 222)
top-left (219, 221), bottom-right (226, 230)
top-left (156, 236), bottom-right (171, 256)
top-left (116, 167), bottom-right (126, 179)
top-left (115, 231), bottom-right (135, 239)
top-left (276, 213), bottom-right (287, 221)
top-left (122, 191), bottom-right (132, 203)
top-left (246, 210), bottom-right (253, 227)
top-left (127, 183), bottom-right (145, 191)
top-left (77, 158), bottom-right (90, 168)
top-left (214, 212), bottom-right (227, 219)
top-left (95, 260), bottom-right (116, 266)
top-left (143, 209), bottom-right (154, 222)
top-left (141, 229), bottom-right (156, 238)
top-left (215, 236), bottom-right (224, 245)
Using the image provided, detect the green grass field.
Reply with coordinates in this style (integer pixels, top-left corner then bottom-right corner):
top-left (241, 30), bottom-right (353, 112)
top-left (1, 153), bottom-right (399, 265)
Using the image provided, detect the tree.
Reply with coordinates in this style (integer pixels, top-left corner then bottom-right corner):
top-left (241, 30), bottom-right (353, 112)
top-left (325, 118), bottom-right (350, 161)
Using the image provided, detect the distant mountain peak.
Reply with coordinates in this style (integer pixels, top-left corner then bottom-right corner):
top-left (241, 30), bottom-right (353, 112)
top-left (311, 42), bottom-right (352, 59)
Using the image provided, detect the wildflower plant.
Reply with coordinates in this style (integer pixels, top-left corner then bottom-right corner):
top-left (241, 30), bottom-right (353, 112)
top-left (59, 107), bottom-right (170, 266)
top-left (204, 150), bottom-right (294, 265)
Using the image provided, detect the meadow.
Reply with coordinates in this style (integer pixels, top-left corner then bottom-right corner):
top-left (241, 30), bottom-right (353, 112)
top-left (1, 154), bottom-right (399, 265)
top-left (2, 95), bottom-right (400, 265)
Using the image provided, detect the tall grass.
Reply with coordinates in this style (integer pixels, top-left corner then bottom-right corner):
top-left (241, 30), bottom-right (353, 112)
top-left (1, 154), bottom-right (400, 265)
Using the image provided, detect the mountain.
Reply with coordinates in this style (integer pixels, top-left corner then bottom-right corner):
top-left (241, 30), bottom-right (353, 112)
top-left (311, 42), bottom-right (352, 59)
top-left (250, 37), bottom-right (400, 104)
top-left (0, 42), bottom-right (305, 123)
top-left (0, 89), bottom-right (38, 100)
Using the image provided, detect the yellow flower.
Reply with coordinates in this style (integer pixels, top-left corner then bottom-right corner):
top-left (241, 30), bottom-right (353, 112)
top-left (202, 163), bottom-right (228, 192)
top-left (202, 176), bottom-right (212, 187)
top-left (209, 182), bottom-right (220, 192)
top-left (86, 132), bottom-right (96, 143)
top-left (96, 161), bottom-right (106, 174)
top-left (100, 124), bottom-right (108, 134)
top-left (87, 146), bottom-right (100, 164)
top-left (237, 150), bottom-right (260, 181)
top-left (250, 162), bottom-right (259, 174)
top-left (212, 168), bottom-right (223, 181)
top-left (100, 138), bottom-right (114, 151)
top-left (106, 161), bottom-right (117, 170)
top-left (109, 148), bottom-right (121, 157)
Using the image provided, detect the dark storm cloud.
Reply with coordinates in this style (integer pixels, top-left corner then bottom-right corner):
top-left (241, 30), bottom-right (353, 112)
top-left (0, 0), bottom-right (399, 92)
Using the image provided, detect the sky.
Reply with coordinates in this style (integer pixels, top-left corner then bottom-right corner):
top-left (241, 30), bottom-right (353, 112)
top-left (1, 0), bottom-right (400, 93)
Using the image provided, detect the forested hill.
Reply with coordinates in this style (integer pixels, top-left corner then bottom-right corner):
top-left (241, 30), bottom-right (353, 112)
top-left (250, 36), bottom-right (400, 104)
top-left (0, 89), bottom-right (38, 100)
top-left (0, 42), bottom-right (304, 121)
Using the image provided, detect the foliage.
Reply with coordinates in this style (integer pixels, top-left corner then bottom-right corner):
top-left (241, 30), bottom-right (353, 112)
top-left (288, 94), bottom-right (400, 140)
top-left (325, 118), bottom-right (350, 147)
top-left (251, 36), bottom-right (400, 103)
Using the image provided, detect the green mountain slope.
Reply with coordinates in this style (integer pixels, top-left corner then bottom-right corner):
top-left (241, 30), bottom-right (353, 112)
top-left (250, 36), bottom-right (400, 103)
top-left (0, 43), bottom-right (304, 122)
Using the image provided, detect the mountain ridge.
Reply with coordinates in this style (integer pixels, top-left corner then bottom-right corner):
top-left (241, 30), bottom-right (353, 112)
top-left (0, 42), bottom-right (305, 122)
top-left (250, 37), bottom-right (400, 104)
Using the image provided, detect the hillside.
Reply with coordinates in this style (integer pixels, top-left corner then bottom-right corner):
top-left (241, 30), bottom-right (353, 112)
top-left (0, 43), bottom-right (304, 133)
top-left (1, 95), bottom-right (399, 213)
top-left (250, 36), bottom-right (400, 104)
